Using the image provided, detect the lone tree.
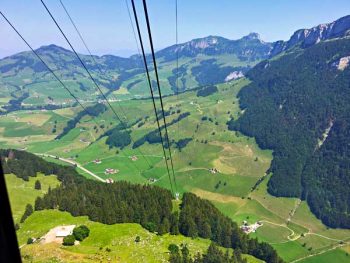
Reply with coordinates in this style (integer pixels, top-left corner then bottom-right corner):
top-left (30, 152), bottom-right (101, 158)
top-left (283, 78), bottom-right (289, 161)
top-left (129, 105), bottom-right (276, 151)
top-left (63, 235), bottom-right (75, 246)
top-left (20, 204), bottom-right (33, 223)
top-left (34, 180), bottom-right (41, 190)
top-left (73, 225), bottom-right (90, 241)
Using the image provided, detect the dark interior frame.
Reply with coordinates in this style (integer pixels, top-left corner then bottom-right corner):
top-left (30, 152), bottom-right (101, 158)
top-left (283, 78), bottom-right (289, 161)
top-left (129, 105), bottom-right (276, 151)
top-left (0, 162), bottom-right (22, 262)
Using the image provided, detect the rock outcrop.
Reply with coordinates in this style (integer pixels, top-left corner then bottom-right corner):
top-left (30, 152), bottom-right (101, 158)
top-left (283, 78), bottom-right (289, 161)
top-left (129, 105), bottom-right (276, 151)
top-left (270, 15), bottom-right (350, 57)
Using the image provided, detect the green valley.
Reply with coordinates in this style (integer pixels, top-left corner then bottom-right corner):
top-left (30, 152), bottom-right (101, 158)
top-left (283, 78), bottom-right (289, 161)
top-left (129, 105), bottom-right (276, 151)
top-left (2, 78), bottom-right (350, 262)
top-left (1, 10), bottom-right (350, 263)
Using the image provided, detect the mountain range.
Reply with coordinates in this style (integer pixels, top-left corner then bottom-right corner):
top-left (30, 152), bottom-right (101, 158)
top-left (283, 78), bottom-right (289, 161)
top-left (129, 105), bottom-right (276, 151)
top-left (0, 15), bottom-right (349, 110)
top-left (2, 12), bottom-right (350, 263)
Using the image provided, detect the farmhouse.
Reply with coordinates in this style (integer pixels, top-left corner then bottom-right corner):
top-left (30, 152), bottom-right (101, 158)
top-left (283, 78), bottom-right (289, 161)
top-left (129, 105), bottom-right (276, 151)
top-left (106, 178), bottom-right (114, 183)
top-left (56, 228), bottom-right (73, 238)
top-left (209, 168), bottom-right (220, 174)
top-left (148, 178), bottom-right (158, 183)
top-left (240, 221), bottom-right (263, 234)
top-left (130, 155), bottom-right (138, 161)
top-left (105, 168), bottom-right (119, 175)
top-left (40, 225), bottom-right (75, 244)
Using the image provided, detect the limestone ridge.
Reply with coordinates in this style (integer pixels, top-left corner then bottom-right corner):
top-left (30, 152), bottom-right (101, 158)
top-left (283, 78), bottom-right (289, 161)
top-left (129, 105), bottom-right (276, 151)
top-left (270, 15), bottom-right (350, 57)
top-left (156, 33), bottom-right (273, 62)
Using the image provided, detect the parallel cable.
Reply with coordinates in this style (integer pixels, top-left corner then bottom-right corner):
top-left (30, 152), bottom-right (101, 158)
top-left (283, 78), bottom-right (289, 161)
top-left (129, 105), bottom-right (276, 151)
top-left (0, 11), bottom-right (144, 177)
top-left (175, 0), bottom-right (181, 164)
top-left (40, 0), bottom-right (152, 168)
top-left (59, 0), bottom-right (157, 166)
top-left (130, 0), bottom-right (174, 196)
top-left (141, 0), bottom-right (178, 193)
top-left (125, 0), bottom-right (144, 69)
top-left (59, 0), bottom-right (103, 75)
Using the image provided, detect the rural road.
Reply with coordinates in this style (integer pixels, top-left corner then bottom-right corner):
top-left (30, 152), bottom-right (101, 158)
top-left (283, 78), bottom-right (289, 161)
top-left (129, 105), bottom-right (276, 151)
top-left (290, 241), bottom-right (350, 263)
top-left (35, 153), bottom-right (106, 183)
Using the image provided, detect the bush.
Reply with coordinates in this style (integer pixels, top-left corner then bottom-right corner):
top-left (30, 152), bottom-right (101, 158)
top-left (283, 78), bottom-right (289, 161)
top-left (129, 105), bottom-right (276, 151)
top-left (168, 244), bottom-right (179, 254)
top-left (73, 225), bottom-right (90, 241)
top-left (63, 234), bottom-right (75, 246)
top-left (135, 236), bottom-right (141, 243)
top-left (27, 237), bottom-right (34, 244)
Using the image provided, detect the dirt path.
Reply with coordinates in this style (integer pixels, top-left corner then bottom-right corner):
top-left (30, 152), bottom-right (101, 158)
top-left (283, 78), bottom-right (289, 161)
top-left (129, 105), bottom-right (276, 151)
top-left (287, 199), bottom-right (301, 223)
top-left (36, 153), bottom-right (106, 183)
top-left (261, 220), bottom-right (297, 241)
top-left (290, 241), bottom-right (350, 263)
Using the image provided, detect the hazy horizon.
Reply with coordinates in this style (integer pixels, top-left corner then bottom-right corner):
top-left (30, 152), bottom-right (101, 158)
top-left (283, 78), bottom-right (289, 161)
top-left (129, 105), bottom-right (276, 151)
top-left (1, 0), bottom-right (350, 59)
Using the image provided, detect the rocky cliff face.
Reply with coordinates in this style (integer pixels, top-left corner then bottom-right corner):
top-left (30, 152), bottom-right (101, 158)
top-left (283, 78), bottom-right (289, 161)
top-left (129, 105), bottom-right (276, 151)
top-left (270, 15), bottom-right (350, 57)
top-left (156, 33), bottom-right (273, 62)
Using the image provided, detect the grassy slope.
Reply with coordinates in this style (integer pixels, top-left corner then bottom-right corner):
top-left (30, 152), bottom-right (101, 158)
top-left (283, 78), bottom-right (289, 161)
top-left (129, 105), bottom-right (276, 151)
top-left (19, 210), bottom-right (262, 263)
top-left (2, 79), bottom-right (350, 262)
top-left (5, 173), bottom-right (60, 223)
top-left (297, 248), bottom-right (350, 263)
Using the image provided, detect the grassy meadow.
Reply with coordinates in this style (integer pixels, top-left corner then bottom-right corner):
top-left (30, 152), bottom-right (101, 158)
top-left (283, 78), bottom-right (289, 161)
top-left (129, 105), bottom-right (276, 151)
top-left (1, 79), bottom-right (349, 262)
top-left (18, 210), bottom-right (263, 263)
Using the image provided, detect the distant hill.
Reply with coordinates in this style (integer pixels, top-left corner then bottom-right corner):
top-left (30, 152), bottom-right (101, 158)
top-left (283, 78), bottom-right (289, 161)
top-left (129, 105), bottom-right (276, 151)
top-left (0, 33), bottom-right (271, 111)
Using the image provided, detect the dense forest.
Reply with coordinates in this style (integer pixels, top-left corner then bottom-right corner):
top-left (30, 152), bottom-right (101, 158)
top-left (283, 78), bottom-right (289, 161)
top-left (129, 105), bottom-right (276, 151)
top-left (1, 149), bottom-right (283, 263)
top-left (56, 103), bottom-right (107, 139)
top-left (191, 59), bottom-right (247, 85)
top-left (229, 38), bottom-right (350, 228)
top-left (0, 149), bottom-right (80, 181)
top-left (196, 85), bottom-right (218, 97)
top-left (36, 180), bottom-right (175, 233)
top-left (104, 126), bottom-right (132, 149)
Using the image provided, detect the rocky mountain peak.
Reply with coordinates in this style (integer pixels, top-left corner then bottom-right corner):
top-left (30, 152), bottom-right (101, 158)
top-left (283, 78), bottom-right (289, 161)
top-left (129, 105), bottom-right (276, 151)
top-left (242, 32), bottom-right (261, 41)
top-left (187, 36), bottom-right (225, 49)
top-left (270, 15), bottom-right (350, 57)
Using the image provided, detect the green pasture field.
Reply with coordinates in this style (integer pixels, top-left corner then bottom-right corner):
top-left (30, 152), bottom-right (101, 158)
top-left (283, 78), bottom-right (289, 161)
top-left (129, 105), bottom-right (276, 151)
top-left (5, 173), bottom-right (60, 223)
top-left (2, 79), bottom-right (350, 262)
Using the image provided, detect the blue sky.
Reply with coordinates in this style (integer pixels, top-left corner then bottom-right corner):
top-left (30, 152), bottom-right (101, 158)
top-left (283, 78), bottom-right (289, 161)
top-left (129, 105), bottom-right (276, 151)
top-left (1, 0), bottom-right (349, 58)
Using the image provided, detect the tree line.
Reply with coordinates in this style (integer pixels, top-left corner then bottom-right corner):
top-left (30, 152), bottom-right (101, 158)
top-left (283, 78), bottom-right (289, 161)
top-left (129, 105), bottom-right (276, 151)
top-left (179, 193), bottom-right (283, 263)
top-left (169, 243), bottom-right (247, 263)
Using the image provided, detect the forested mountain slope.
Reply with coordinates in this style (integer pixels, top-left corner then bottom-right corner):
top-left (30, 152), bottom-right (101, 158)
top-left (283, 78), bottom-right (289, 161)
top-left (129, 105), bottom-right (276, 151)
top-left (229, 37), bottom-right (350, 228)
